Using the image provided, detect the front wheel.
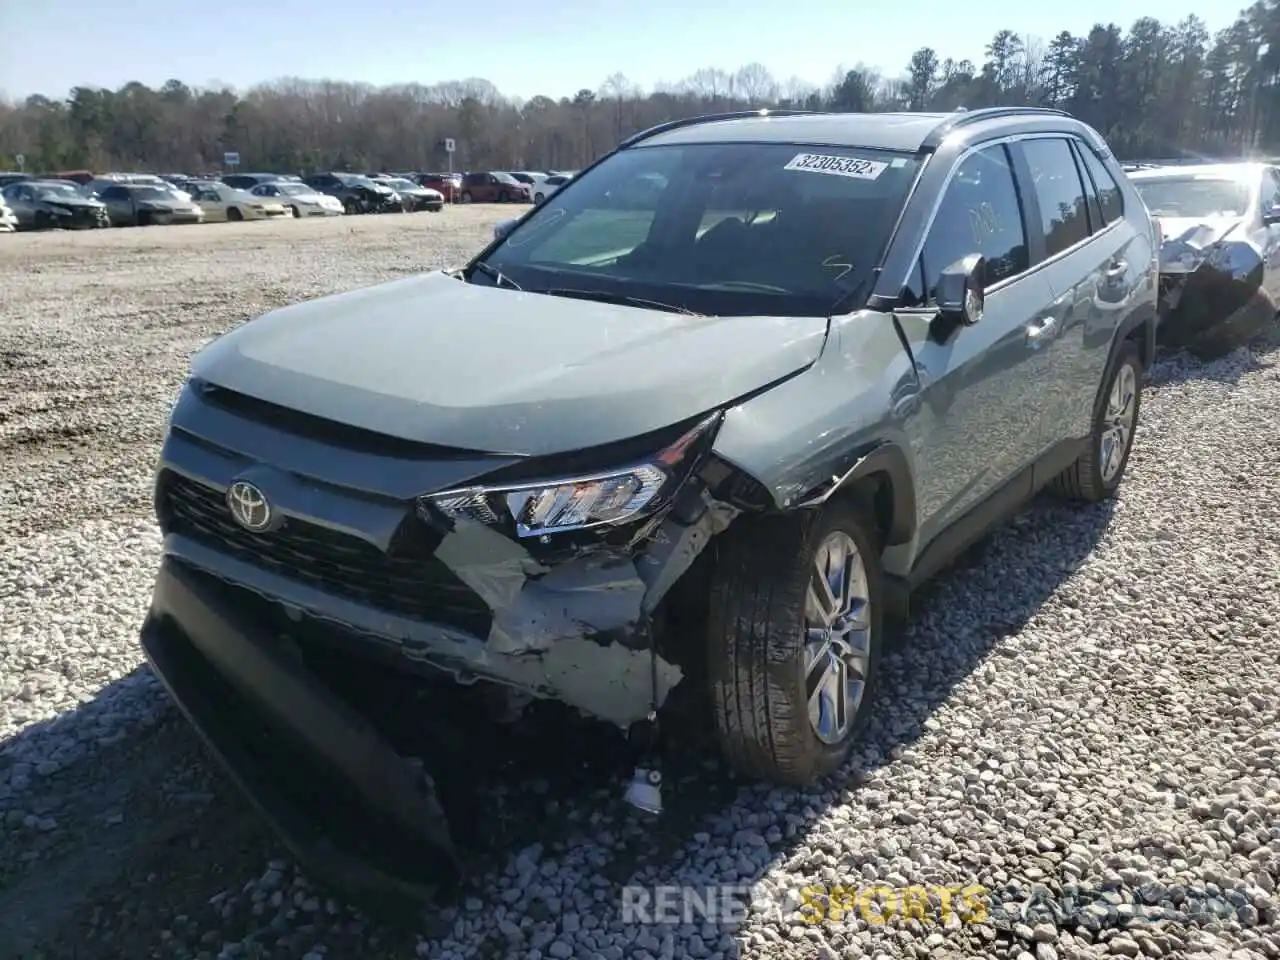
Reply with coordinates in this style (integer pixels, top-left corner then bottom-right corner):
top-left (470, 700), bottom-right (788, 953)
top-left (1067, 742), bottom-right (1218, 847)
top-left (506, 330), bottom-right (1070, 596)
top-left (290, 205), bottom-right (302, 218)
top-left (227, 207), bottom-right (243, 222)
top-left (534, 192), bottom-right (544, 204)
top-left (460, 192), bottom-right (473, 204)
top-left (1051, 339), bottom-right (1142, 502)
top-left (707, 502), bottom-right (883, 787)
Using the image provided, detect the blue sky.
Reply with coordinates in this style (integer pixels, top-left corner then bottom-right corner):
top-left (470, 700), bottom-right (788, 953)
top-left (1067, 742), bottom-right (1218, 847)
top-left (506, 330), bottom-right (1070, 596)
top-left (1, 0), bottom-right (1244, 102)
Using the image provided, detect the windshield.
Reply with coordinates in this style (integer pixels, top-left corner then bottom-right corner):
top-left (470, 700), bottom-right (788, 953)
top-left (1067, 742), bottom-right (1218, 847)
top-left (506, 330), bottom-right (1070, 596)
top-left (339, 174), bottom-right (378, 189)
top-left (474, 142), bottom-right (921, 317)
top-left (276, 183), bottom-right (311, 195)
top-left (35, 184), bottom-right (82, 200)
top-left (387, 178), bottom-right (417, 190)
top-left (1134, 177), bottom-right (1251, 219)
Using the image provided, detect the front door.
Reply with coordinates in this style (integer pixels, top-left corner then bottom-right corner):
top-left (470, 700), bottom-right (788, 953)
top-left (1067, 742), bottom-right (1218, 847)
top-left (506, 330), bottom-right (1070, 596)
top-left (894, 142), bottom-right (1050, 551)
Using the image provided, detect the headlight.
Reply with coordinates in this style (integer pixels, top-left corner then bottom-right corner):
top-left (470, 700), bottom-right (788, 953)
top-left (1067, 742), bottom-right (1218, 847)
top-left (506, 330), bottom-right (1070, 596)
top-left (421, 413), bottom-right (721, 538)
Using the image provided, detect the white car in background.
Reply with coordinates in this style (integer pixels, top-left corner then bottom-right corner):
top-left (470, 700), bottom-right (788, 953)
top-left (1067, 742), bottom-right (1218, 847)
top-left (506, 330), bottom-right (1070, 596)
top-left (187, 181), bottom-right (290, 222)
top-left (533, 173), bottom-right (572, 204)
top-left (0, 195), bottom-right (17, 231)
top-left (251, 180), bottom-right (345, 217)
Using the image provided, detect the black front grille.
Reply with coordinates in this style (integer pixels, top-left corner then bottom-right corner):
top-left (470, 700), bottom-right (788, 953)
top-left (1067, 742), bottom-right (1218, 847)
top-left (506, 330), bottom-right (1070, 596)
top-left (160, 471), bottom-right (492, 636)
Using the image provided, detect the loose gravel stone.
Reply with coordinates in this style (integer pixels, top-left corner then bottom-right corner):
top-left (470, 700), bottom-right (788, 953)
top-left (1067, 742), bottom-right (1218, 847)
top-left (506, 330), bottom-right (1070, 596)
top-left (2, 214), bottom-right (1280, 959)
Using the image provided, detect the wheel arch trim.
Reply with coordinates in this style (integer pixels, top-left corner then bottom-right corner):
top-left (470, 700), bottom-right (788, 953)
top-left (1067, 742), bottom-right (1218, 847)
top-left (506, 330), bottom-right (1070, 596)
top-left (791, 441), bottom-right (917, 547)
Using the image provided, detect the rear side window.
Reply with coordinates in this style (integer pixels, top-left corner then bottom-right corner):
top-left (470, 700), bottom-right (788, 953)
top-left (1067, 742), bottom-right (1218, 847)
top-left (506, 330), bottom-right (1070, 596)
top-left (1020, 138), bottom-right (1090, 257)
top-left (1075, 144), bottom-right (1124, 225)
top-left (921, 144), bottom-right (1028, 299)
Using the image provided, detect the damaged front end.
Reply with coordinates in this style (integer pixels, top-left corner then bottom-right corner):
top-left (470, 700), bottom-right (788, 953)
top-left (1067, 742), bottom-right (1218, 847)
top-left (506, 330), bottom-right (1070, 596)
top-left (139, 384), bottom-right (770, 900)
top-left (1156, 220), bottom-right (1274, 348)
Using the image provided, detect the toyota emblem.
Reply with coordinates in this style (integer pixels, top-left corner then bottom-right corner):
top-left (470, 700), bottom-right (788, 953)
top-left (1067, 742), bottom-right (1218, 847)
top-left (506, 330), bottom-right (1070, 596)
top-left (227, 480), bottom-right (273, 532)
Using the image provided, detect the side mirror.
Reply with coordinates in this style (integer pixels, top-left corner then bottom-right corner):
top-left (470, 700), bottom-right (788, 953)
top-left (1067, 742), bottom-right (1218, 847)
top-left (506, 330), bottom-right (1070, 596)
top-left (1263, 203), bottom-right (1280, 226)
top-left (493, 218), bottom-right (517, 240)
top-left (934, 254), bottom-right (987, 327)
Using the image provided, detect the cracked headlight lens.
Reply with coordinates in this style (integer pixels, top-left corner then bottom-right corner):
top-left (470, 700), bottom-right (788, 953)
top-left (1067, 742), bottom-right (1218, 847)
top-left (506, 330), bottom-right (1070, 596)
top-left (423, 414), bottom-right (721, 537)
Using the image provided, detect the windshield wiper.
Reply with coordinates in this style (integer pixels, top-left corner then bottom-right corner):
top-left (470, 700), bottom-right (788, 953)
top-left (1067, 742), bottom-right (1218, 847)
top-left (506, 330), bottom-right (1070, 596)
top-left (544, 287), bottom-right (704, 316)
top-left (468, 261), bottom-right (522, 290)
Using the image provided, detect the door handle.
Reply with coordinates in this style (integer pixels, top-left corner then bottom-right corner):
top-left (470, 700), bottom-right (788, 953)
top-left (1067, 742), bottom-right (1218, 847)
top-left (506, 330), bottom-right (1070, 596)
top-left (1026, 315), bottom-right (1058, 342)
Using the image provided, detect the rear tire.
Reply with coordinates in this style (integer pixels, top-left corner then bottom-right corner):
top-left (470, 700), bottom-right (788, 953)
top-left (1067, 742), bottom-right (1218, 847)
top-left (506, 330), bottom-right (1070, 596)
top-left (460, 192), bottom-right (473, 204)
top-left (534, 192), bottom-right (545, 204)
top-left (343, 198), bottom-right (359, 215)
top-left (1051, 339), bottom-right (1142, 503)
top-left (707, 502), bottom-right (884, 788)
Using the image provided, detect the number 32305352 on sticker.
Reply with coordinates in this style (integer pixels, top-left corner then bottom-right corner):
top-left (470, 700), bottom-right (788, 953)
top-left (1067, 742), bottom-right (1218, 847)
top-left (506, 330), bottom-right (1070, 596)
top-left (783, 153), bottom-right (889, 180)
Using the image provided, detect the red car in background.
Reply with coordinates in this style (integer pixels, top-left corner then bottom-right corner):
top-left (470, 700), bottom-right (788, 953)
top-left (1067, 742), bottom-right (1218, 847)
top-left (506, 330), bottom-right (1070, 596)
top-left (459, 171), bottom-right (529, 203)
top-left (415, 173), bottom-right (462, 202)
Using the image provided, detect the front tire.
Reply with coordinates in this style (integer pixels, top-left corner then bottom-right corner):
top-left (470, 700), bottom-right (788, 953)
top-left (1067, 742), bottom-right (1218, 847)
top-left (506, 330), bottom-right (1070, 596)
top-left (1051, 339), bottom-right (1141, 502)
top-left (227, 207), bottom-right (243, 222)
top-left (290, 205), bottom-right (302, 218)
top-left (707, 502), bottom-right (883, 788)
top-left (460, 192), bottom-right (473, 204)
top-left (534, 192), bottom-right (545, 204)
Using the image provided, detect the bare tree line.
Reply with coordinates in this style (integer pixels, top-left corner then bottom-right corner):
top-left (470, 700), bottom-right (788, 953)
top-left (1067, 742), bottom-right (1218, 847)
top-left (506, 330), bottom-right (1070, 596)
top-left (1, 9), bottom-right (1276, 175)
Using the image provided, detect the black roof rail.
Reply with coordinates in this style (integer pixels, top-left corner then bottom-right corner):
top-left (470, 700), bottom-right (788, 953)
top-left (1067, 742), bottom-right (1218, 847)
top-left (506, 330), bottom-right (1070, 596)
top-left (920, 106), bottom-right (1074, 151)
top-left (618, 109), bottom-right (822, 148)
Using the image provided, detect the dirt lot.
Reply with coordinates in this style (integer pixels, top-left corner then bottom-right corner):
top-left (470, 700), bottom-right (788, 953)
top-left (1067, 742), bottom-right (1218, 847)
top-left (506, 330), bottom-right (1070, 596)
top-left (2, 212), bottom-right (1280, 960)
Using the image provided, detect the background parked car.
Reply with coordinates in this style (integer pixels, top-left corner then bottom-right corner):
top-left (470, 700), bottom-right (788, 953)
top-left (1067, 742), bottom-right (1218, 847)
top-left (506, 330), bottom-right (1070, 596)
top-left (414, 172), bottom-right (462, 201)
top-left (459, 171), bottom-right (528, 203)
top-left (96, 182), bottom-right (205, 226)
top-left (510, 171), bottom-right (548, 198)
top-left (0, 172), bottom-right (32, 188)
top-left (533, 173), bottom-right (572, 204)
top-left (1, 179), bottom-right (110, 229)
top-left (249, 181), bottom-right (344, 217)
top-left (0, 196), bottom-right (17, 231)
top-left (379, 176), bottom-right (444, 212)
top-left (187, 181), bottom-right (290, 222)
top-left (303, 172), bottom-right (399, 214)
top-left (1129, 161), bottom-right (1280, 356)
top-left (50, 169), bottom-right (96, 185)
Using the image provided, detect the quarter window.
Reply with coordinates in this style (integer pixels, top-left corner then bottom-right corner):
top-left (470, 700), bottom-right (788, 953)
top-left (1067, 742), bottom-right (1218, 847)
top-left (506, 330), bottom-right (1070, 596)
top-left (1075, 143), bottom-right (1124, 225)
top-left (920, 144), bottom-right (1029, 301)
top-left (1020, 138), bottom-right (1090, 257)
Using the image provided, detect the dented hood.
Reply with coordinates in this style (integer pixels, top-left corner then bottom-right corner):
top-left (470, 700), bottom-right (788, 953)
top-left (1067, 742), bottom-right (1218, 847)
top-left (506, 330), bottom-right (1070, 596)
top-left (191, 270), bottom-right (829, 456)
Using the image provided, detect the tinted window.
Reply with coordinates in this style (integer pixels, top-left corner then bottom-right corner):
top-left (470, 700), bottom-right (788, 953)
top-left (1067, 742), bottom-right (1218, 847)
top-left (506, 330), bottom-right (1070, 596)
top-left (101, 186), bottom-right (127, 200)
top-left (1070, 143), bottom-right (1103, 232)
top-left (921, 144), bottom-right (1028, 300)
top-left (1076, 145), bottom-right (1124, 225)
top-left (1020, 138), bottom-right (1090, 257)
top-left (482, 142), bottom-right (922, 317)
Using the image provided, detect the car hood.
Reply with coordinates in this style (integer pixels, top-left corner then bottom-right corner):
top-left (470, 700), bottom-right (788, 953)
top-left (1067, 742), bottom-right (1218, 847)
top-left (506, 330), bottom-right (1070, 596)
top-left (190, 270), bottom-right (830, 456)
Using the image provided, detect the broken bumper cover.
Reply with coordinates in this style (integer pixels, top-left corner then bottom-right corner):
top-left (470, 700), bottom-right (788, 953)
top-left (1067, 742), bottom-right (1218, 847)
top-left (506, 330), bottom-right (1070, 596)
top-left (140, 555), bottom-right (461, 900)
top-left (1157, 232), bottom-right (1274, 345)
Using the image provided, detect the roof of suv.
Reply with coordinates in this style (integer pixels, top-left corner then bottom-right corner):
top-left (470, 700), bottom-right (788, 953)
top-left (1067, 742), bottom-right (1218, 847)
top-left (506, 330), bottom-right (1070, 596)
top-left (635, 107), bottom-right (1084, 154)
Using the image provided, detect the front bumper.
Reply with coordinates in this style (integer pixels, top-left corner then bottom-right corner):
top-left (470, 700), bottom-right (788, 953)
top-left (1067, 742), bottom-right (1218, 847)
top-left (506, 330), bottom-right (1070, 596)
top-left (141, 555), bottom-right (461, 900)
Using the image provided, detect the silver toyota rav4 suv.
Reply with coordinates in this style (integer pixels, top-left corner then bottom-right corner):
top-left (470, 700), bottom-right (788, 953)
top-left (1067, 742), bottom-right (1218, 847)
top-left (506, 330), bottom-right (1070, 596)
top-left (141, 106), bottom-right (1158, 894)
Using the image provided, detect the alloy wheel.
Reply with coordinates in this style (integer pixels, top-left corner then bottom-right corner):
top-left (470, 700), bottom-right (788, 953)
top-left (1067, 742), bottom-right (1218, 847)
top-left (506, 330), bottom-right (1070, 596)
top-left (803, 531), bottom-right (873, 745)
top-left (1100, 361), bottom-right (1138, 484)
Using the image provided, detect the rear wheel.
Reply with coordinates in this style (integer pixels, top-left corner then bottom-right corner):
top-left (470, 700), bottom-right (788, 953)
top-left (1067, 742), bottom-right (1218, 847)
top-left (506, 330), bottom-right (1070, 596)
top-left (460, 192), bottom-right (473, 204)
top-left (1051, 339), bottom-right (1141, 502)
top-left (227, 207), bottom-right (243, 222)
top-left (534, 192), bottom-right (545, 204)
top-left (343, 198), bottom-right (359, 215)
top-left (707, 502), bottom-right (883, 787)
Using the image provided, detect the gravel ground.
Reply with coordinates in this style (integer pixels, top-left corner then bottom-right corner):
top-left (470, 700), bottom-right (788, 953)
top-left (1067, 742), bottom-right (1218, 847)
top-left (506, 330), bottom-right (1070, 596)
top-left (2, 212), bottom-right (1279, 960)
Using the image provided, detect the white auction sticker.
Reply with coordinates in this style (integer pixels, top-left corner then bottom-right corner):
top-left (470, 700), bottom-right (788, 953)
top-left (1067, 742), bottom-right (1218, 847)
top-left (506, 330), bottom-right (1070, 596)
top-left (783, 153), bottom-right (888, 180)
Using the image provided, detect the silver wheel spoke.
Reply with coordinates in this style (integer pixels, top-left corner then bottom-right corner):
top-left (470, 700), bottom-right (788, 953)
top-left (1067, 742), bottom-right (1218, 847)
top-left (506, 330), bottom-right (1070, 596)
top-left (1100, 363), bottom-right (1138, 484)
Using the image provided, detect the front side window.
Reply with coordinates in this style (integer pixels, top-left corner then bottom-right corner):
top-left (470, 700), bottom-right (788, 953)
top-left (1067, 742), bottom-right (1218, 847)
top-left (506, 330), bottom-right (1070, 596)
top-left (1020, 138), bottom-right (1091, 257)
top-left (1132, 175), bottom-right (1251, 220)
top-left (920, 144), bottom-right (1028, 301)
top-left (478, 142), bottom-right (922, 317)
